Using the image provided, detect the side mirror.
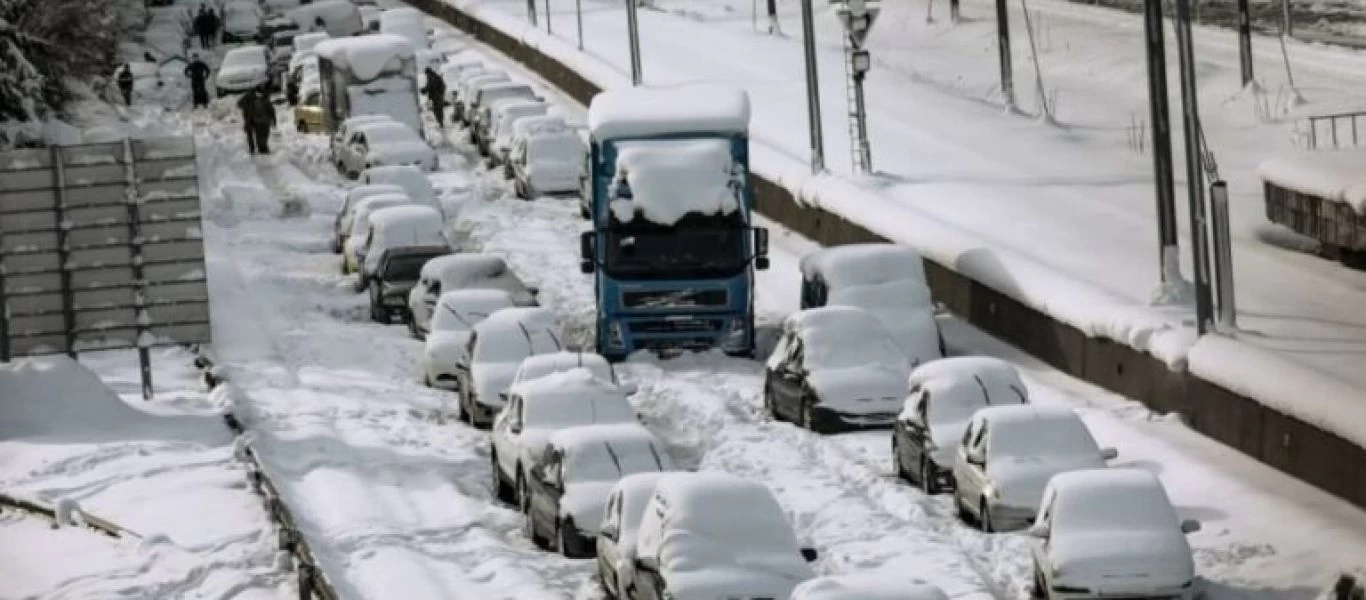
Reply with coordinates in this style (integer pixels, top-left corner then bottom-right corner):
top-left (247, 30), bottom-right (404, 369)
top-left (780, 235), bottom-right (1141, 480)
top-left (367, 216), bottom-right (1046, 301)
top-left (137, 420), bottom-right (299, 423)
top-left (1026, 522), bottom-right (1048, 539)
top-left (1180, 519), bottom-right (1201, 534)
top-left (755, 256), bottom-right (770, 270)
top-left (753, 227), bottom-right (769, 256)
top-left (599, 524), bottom-right (618, 541)
top-left (800, 547), bottom-right (819, 562)
top-left (1100, 447), bottom-right (1118, 461)
top-left (579, 231), bottom-right (596, 274)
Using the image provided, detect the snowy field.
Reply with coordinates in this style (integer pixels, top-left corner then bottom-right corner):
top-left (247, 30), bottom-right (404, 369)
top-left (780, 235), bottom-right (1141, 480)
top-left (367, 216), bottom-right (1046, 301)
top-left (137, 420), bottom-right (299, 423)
top-left (422, 0), bottom-right (1366, 451)
top-left (6, 1), bottom-right (1366, 598)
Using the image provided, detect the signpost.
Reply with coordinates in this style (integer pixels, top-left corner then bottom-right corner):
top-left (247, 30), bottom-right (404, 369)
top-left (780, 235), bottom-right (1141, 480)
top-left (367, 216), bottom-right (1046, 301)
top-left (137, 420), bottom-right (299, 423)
top-left (799, 0), bottom-right (825, 173)
top-left (836, 0), bottom-right (878, 172)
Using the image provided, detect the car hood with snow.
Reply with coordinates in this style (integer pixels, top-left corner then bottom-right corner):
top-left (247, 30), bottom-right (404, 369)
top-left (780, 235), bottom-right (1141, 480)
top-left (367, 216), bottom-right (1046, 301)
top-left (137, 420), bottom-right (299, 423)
top-left (216, 47), bottom-right (270, 91)
top-left (366, 140), bottom-right (436, 169)
top-left (424, 330), bottom-right (473, 369)
top-left (807, 365), bottom-right (906, 417)
top-left (560, 480), bottom-right (617, 533)
top-left (1049, 530), bottom-right (1195, 588)
top-left (790, 576), bottom-right (950, 600)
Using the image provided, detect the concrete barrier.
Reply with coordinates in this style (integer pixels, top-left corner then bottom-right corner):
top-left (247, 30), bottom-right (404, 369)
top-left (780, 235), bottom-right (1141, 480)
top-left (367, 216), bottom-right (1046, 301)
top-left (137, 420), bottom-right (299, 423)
top-left (410, 0), bottom-right (1366, 511)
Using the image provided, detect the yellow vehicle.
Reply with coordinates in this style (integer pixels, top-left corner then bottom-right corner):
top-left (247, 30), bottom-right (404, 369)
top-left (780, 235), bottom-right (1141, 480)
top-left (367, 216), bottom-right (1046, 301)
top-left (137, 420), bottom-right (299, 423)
top-left (293, 86), bottom-right (325, 133)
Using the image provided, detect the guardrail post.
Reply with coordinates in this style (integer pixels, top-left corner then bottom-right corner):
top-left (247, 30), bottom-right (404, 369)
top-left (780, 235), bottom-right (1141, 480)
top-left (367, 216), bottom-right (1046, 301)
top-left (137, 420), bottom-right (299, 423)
top-left (1210, 181), bottom-right (1237, 332)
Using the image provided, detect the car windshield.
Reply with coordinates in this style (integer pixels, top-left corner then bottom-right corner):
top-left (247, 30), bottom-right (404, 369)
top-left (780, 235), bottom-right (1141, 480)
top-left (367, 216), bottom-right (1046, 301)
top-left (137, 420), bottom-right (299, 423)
top-left (431, 297), bottom-right (513, 332)
top-left (605, 212), bottom-right (747, 280)
top-left (528, 134), bottom-right (580, 162)
top-left (382, 254), bottom-right (436, 281)
top-left (803, 326), bottom-right (902, 371)
top-left (475, 327), bottom-right (560, 363)
top-left (926, 388), bottom-right (989, 427)
top-left (525, 393), bottom-right (632, 429)
top-left (566, 441), bottom-right (666, 483)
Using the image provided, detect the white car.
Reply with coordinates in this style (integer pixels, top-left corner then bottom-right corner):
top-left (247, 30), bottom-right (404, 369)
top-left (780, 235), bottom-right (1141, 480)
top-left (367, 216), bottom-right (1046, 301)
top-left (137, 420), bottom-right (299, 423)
top-left (407, 253), bottom-right (537, 337)
top-left (334, 184), bottom-right (405, 253)
top-left (359, 165), bottom-right (442, 218)
top-left (457, 306), bottom-right (562, 427)
top-left (420, 289), bottom-right (518, 390)
top-left (454, 72), bottom-right (510, 123)
top-left (953, 405), bottom-right (1116, 532)
top-left (508, 117), bottom-right (582, 198)
top-left (1029, 469), bottom-right (1201, 600)
top-left (359, 205), bottom-right (448, 287)
top-left (523, 423), bottom-right (673, 558)
top-left (331, 115), bottom-right (393, 158)
top-left (489, 368), bottom-right (634, 501)
top-left (470, 83), bottom-right (537, 148)
top-left (440, 61), bottom-right (482, 104)
top-left (631, 472), bottom-right (817, 600)
top-left (343, 193), bottom-right (414, 274)
top-left (509, 351), bottom-right (618, 390)
top-left (483, 98), bottom-right (547, 159)
top-left (596, 472), bottom-right (669, 600)
top-left (763, 306), bottom-right (909, 432)
top-left (335, 120), bottom-right (435, 179)
top-left (892, 356), bottom-right (1029, 493)
top-left (799, 243), bottom-right (942, 366)
top-left (790, 576), bottom-right (950, 600)
top-left (215, 45), bottom-right (270, 96)
top-left (221, 0), bottom-right (264, 44)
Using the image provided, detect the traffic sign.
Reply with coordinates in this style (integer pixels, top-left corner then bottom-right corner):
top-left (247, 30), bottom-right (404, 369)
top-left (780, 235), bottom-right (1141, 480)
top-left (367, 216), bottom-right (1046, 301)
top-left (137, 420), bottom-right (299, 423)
top-left (837, 7), bottom-right (880, 47)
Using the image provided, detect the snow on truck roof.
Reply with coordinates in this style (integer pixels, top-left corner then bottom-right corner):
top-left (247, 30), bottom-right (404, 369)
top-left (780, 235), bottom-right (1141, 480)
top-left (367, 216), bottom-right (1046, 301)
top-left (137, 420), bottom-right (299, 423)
top-left (314, 34), bottom-right (414, 81)
top-left (1259, 149), bottom-right (1366, 215)
top-left (588, 84), bottom-right (750, 139)
top-left (608, 138), bottom-right (740, 226)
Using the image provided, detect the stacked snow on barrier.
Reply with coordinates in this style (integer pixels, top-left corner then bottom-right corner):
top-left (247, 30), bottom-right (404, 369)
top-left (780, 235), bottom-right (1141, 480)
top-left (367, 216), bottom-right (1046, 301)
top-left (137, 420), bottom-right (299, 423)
top-left (1259, 150), bottom-right (1366, 215)
top-left (609, 138), bottom-right (740, 225)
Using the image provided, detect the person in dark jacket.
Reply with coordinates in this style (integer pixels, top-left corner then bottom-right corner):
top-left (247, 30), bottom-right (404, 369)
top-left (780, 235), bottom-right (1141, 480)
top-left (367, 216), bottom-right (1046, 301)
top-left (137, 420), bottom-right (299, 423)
top-left (237, 85), bottom-right (277, 154)
top-left (205, 8), bottom-right (220, 46)
top-left (421, 67), bottom-right (447, 128)
top-left (116, 64), bottom-right (135, 106)
top-left (194, 6), bottom-right (212, 49)
top-left (185, 54), bottom-right (212, 108)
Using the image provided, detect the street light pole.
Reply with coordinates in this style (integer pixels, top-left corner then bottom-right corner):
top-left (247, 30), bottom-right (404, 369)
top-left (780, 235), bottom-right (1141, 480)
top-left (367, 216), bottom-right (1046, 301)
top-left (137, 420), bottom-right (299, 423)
top-left (575, 0), bottom-right (583, 50)
top-left (1142, 0), bottom-right (1179, 288)
top-left (800, 0), bottom-right (825, 173)
top-left (1173, 0), bottom-right (1214, 334)
top-left (625, 0), bottom-right (643, 85)
top-left (995, 0), bottom-right (1015, 109)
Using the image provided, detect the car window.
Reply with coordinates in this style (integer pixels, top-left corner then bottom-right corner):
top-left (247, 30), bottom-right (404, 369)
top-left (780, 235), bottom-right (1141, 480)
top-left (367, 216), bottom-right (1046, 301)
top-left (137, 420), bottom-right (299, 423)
top-left (961, 418), bottom-right (979, 447)
top-left (916, 390), bottom-right (930, 423)
top-left (429, 280), bottom-right (442, 295)
top-left (787, 338), bottom-right (805, 371)
top-left (971, 421), bottom-right (989, 450)
top-left (603, 492), bottom-right (621, 531)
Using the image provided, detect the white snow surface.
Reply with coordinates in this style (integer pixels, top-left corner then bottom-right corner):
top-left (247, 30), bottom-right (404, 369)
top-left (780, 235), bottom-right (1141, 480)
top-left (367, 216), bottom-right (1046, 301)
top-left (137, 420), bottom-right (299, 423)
top-left (587, 84), bottom-right (750, 140)
top-left (608, 138), bottom-right (740, 225)
top-left (791, 576), bottom-right (950, 600)
top-left (1259, 149), bottom-right (1366, 215)
top-left (315, 34), bottom-right (416, 81)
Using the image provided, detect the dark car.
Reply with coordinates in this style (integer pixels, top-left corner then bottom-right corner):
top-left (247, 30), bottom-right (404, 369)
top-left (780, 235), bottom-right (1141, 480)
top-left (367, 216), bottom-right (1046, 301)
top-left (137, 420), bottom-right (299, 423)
top-left (368, 245), bottom-right (450, 324)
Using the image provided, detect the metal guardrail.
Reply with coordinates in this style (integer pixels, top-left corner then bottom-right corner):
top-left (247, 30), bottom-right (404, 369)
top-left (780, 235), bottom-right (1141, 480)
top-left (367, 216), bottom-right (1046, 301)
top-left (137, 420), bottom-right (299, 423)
top-left (0, 492), bottom-right (126, 538)
top-left (196, 350), bottom-right (341, 600)
top-left (1300, 110), bottom-right (1366, 150)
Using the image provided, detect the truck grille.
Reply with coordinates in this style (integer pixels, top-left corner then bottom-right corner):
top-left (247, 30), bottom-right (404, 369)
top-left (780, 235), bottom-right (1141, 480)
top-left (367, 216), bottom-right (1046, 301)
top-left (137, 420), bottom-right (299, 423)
top-left (628, 319), bottom-right (725, 334)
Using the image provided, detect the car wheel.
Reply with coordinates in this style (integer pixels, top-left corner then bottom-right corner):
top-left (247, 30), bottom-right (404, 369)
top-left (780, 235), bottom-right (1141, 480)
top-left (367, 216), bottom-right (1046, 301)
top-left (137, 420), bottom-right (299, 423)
top-left (490, 453), bottom-right (513, 504)
top-left (892, 436), bottom-right (910, 481)
top-left (955, 491), bottom-right (973, 523)
top-left (296, 120), bottom-right (307, 133)
top-left (921, 457), bottom-right (941, 495)
top-left (980, 500), bottom-right (995, 533)
top-left (598, 562), bottom-right (617, 600)
top-left (1031, 566), bottom-right (1047, 599)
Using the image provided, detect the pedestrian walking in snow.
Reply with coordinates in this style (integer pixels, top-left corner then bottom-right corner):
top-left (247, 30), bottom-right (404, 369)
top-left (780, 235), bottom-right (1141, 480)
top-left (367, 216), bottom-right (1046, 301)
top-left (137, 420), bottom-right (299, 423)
top-left (766, 0), bottom-right (783, 35)
top-left (421, 67), bottom-right (448, 128)
top-left (238, 85), bottom-right (277, 154)
top-left (185, 54), bottom-right (212, 108)
top-left (116, 64), bottom-right (135, 106)
top-left (194, 6), bottom-right (212, 49)
top-left (205, 9), bottom-right (220, 47)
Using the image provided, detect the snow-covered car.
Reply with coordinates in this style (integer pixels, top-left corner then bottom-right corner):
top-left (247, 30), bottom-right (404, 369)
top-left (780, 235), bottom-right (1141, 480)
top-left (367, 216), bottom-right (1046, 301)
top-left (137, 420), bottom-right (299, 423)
top-left (366, 245), bottom-right (448, 324)
top-left (596, 472), bottom-right (668, 600)
top-left (215, 45), bottom-right (270, 96)
top-left (509, 351), bottom-right (619, 390)
top-left (953, 405), bottom-right (1116, 532)
top-left (482, 98), bottom-right (547, 159)
top-left (293, 84), bottom-right (324, 133)
top-left (1029, 469), bottom-right (1201, 600)
top-left (453, 71), bottom-right (509, 124)
top-left (790, 576), bottom-right (950, 600)
top-left (379, 7), bottom-right (428, 52)
top-left (359, 205), bottom-right (448, 288)
top-left (420, 289), bottom-right (517, 390)
top-left (407, 253), bottom-right (537, 337)
top-left (267, 29), bottom-right (298, 78)
top-left (359, 165), bottom-right (442, 218)
top-left (523, 423), bottom-right (673, 558)
top-left (335, 120), bottom-right (436, 179)
top-left (286, 53), bottom-right (318, 105)
top-left (457, 306), bottom-right (563, 427)
top-left (469, 83), bottom-right (538, 149)
top-left (330, 115), bottom-right (393, 158)
top-left (507, 118), bottom-right (583, 198)
top-left (334, 184), bottom-right (404, 253)
top-left (431, 37), bottom-right (466, 63)
top-left (287, 0), bottom-right (363, 38)
top-left (439, 62), bottom-right (482, 104)
top-left (293, 31), bottom-right (329, 56)
top-left (799, 244), bottom-right (942, 367)
top-left (221, 0), bottom-right (264, 44)
top-left (343, 193), bottom-right (414, 274)
top-left (893, 356), bottom-right (1029, 493)
top-left (764, 306), bottom-right (909, 432)
top-left (631, 472), bottom-right (817, 600)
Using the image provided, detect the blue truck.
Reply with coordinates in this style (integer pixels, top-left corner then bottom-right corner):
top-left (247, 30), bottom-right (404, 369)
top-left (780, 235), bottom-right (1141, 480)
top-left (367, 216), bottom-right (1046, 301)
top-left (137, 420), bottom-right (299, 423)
top-left (579, 84), bottom-right (770, 361)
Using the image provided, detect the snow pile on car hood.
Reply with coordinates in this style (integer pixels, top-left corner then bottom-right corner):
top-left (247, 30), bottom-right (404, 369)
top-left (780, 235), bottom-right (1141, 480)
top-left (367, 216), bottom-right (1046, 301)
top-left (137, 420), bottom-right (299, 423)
top-left (608, 138), bottom-right (740, 226)
top-left (315, 34), bottom-right (414, 81)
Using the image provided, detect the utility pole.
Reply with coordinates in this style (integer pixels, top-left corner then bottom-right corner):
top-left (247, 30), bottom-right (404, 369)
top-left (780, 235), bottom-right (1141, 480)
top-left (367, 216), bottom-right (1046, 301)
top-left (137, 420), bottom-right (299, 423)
top-left (800, 0), bottom-right (825, 173)
top-left (527, 0), bottom-right (538, 27)
top-left (575, 0), bottom-right (583, 50)
top-left (1142, 0), bottom-right (1179, 288)
top-left (545, 0), bottom-right (553, 34)
top-left (1237, 0), bottom-right (1254, 86)
top-left (625, 0), bottom-right (643, 85)
top-left (995, 0), bottom-right (1015, 109)
top-left (837, 0), bottom-right (879, 173)
top-left (1173, 0), bottom-right (1214, 334)
top-left (1282, 0), bottom-right (1293, 38)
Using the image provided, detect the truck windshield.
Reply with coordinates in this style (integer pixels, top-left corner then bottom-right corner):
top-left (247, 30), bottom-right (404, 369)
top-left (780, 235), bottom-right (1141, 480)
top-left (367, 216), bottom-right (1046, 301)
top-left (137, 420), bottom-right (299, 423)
top-left (604, 212), bottom-right (747, 280)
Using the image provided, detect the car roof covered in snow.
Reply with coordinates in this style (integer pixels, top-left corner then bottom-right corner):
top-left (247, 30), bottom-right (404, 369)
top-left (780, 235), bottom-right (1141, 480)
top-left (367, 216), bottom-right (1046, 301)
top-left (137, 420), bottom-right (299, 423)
top-left (514, 351), bottom-right (614, 385)
top-left (509, 365), bottom-right (622, 402)
top-left (791, 576), bottom-right (950, 600)
top-left (799, 243), bottom-right (927, 289)
top-left (352, 193), bottom-right (413, 218)
top-left (437, 287), bottom-right (516, 313)
top-left (345, 183), bottom-right (405, 204)
top-left (588, 84), bottom-right (750, 140)
top-left (475, 305), bottom-right (557, 336)
top-left (784, 305), bottom-right (883, 336)
top-left (548, 422), bottom-right (660, 454)
top-left (512, 115), bottom-right (570, 138)
top-left (421, 253), bottom-right (505, 281)
top-left (314, 34), bottom-right (414, 80)
top-left (360, 165), bottom-right (435, 204)
top-left (907, 356), bottom-right (1026, 397)
top-left (1046, 468), bottom-right (1182, 534)
top-left (223, 45), bottom-right (268, 66)
top-left (608, 138), bottom-right (739, 226)
top-left (292, 31), bottom-right (330, 54)
top-left (637, 472), bottom-right (808, 567)
top-left (367, 204), bottom-right (441, 228)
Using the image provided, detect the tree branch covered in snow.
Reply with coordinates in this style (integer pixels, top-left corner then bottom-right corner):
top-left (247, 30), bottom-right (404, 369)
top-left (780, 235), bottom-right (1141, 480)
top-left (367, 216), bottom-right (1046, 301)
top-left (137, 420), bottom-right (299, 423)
top-left (0, 0), bottom-right (132, 126)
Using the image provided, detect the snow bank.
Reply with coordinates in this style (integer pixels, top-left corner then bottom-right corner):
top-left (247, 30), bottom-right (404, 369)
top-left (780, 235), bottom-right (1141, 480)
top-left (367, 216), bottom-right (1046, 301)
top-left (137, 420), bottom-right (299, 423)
top-left (315, 34), bottom-right (415, 81)
top-left (293, 31), bottom-right (331, 55)
top-left (1188, 335), bottom-right (1366, 448)
top-left (0, 355), bottom-right (226, 444)
top-left (608, 138), bottom-right (739, 225)
top-left (588, 84), bottom-right (749, 140)
top-left (1259, 150), bottom-right (1366, 215)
